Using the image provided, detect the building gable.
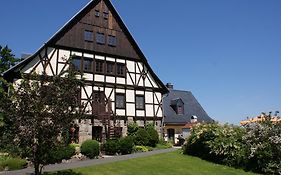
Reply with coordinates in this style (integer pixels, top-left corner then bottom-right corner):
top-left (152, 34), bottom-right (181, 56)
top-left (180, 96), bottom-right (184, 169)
top-left (52, 0), bottom-right (140, 60)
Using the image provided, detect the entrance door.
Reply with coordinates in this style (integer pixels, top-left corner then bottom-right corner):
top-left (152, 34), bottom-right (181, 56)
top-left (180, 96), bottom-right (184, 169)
top-left (167, 128), bottom-right (175, 143)
top-left (92, 126), bottom-right (102, 142)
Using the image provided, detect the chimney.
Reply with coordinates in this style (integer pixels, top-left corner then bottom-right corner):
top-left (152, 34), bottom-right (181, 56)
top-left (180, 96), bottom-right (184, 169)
top-left (166, 83), bottom-right (174, 90)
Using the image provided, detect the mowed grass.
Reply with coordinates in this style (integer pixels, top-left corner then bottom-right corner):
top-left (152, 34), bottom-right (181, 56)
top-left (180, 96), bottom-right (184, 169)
top-left (71, 151), bottom-right (257, 175)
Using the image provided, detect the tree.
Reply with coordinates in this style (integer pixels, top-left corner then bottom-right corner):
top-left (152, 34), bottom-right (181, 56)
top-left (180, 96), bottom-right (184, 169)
top-left (0, 69), bottom-right (85, 175)
top-left (0, 45), bottom-right (18, 139)
top-left (0, 45), bottom-right (19, 74)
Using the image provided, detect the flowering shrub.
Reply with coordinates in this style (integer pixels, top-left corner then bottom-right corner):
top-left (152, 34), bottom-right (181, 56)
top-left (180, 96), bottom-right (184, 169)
top-left (243, 121), bottom-right (281, 174)
top-left (183, 123), bottom-right (246, 166)
top-left (183, 121), bottom-right (281, 174)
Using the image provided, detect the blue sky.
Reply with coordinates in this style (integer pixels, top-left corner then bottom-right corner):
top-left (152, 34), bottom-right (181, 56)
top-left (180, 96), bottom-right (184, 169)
top-left (1, 0), bottom-right (280, 124)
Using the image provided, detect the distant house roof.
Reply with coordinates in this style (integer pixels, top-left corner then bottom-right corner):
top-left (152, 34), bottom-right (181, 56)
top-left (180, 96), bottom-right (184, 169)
top-left (240, 114), bottom-right (281, 125)
top-left (163, 89), bottom-right (214, 124)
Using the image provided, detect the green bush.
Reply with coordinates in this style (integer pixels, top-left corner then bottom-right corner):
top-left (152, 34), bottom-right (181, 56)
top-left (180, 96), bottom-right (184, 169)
top-left (119, 136), bottom-right (134, 155)
top-left (104, 139), bottom-right (119, 155)
top-left (0, 157), bottom-right (27, 171)
top-left (127, 122), bottom-right (139, 136)
top-left (146, 126), bottom-right (159, 147)
top-left (80, 140), bottom-right (100, 159)
top-left (134, 128), bottom-right (150, 146)
top-left (48, 145), bottom-right (76, 164)
top-left (134, 145), bottom-right (149, 152)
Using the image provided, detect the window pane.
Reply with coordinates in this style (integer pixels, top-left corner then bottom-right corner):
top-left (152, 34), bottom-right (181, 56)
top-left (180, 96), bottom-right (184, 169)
top-left (103, 12), bottom-right (109, 19)
top-left (106, 62), bottom-right (115, 74)
top-left (95, 10), bottom-right (100, 17)
top-left (108, 35), bottom-right (117, 46)
top-left (136, 96), bottom-right (144, 110)
top-left (117, 64), bottom-right (125, 76)
top-left (83, 60), bottom-right (92, 72)
top-left (84, 30), bottom-right (93, 42)
top-left (95, 61), bottom-right (104, 73)
top-left (71, 58), bottom-right (81, 71)
top-left (96, 33), bottom-right (105, 44)
top-left (116, 94), bottom-right (125, 109)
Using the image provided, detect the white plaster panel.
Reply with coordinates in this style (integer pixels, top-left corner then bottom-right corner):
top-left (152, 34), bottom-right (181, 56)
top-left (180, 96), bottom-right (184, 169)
top-left (135, 74), bottom-right (143, 87)
top-left (126, 104), bottom-right (135, 116)
top-left (136, 62), bottom-right (143, 73)
top-left (126, 74), bottom-right (134, 85)
top-left (126, 61), bottom-right (135, 72)
top-left (144, 78), bottom-right (152, 88)
top-left (84, 53), bottom-right (94, 58)
top-left (136, 90), bottom-right (144, 95)
top-left (71, 51), bottom-right (82, 56)
top-left (116, 109), bottom-right (125, 116)
top-left (45, 65), bottom-right (53, 76)
top-left (145, 91), bottom-right (153, 103)
top-left (147, 72), bottom-right (159, 88)
top-left (83, 73), bottom-right (93, 81)
top-left (116, 59), bottom-right (125, 63)
top-left (106, 76), bottom-right (115, 83)
top-left (106, 57), bottom-right (115, 62)
top-left (105, 88), bottom-right (114, 100)
top-left (146, 104), bottom-right (154, 117)
top-left (157, 107), bottom-right (163, 117)
top-left (135, 74), bottom-right (141, 84)
top-left (154, 92), bottom-right (162, 104)
top-left (57, 63), bottom-right (67, 75)
top-left (22, 56), bottom-right (40, 74)
top-left (35, 62), bottom-right (44, 74)
top-left (116, 77), bottom-right (125, 84)
top-left (136, 110), bottom-right (145, 117)
top-left (126, 90), bottom-right (135, 102)
top-left (58, 49), bottom-right (70, 63)
top-left (95, 55), bottom-right (105, 60)
top-left (116, 89), bottom-right (125, 93)
top-left (94, 75), bottom-right (104, 82)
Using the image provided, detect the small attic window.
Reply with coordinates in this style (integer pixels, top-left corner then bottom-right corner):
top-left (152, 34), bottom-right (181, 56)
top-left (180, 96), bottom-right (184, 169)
top-left (103, 11), bottom-right (109, 19)
top-left (95, 10), bottom-right (100, 17)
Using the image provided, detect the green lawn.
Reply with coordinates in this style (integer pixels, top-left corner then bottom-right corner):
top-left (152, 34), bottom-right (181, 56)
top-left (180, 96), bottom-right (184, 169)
top-left (64, 151), bottom-right (258, 175)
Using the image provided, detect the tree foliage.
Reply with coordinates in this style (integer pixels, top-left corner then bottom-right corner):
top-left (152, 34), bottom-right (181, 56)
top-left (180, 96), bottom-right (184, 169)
top-left (0, 45), bottom-right (19, 74)
top-left (0, 45), bottom-right (18, 139)
top-left (0, 69), bottom-right (85, 175)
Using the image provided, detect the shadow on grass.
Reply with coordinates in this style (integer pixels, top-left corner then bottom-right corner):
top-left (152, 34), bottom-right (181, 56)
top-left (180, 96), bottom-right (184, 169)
top-left (43, 170), bottom-right (82, 175)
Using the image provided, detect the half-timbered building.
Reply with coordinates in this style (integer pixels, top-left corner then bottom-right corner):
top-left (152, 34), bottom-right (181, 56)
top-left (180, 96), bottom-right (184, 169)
top-left (3, 0), bottom-right (168, 143)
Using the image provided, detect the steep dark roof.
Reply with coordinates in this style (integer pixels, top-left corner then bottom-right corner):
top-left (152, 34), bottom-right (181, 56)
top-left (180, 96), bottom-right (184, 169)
top-left (164, 90), bottom-right (213, 124)
top-left (2, 0), bottom-right (168, 94)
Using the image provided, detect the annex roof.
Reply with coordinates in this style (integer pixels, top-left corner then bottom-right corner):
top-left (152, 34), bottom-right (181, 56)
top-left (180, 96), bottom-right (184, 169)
top-left (164, 89), bottom-right (214, 124)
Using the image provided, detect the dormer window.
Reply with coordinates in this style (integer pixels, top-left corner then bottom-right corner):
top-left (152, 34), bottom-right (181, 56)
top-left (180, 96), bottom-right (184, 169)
top-left (171, 98), bottom-right (184, 115)
top-left (177, 105), bottom-right (184, 115)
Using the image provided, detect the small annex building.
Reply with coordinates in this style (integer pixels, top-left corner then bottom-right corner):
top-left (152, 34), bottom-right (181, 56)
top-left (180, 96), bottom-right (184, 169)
top-left (163, 83), bottom-right (214, 144)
